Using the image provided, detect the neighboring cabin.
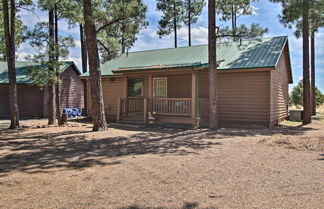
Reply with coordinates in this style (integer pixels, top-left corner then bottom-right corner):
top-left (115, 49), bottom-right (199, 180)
top-left (83, 36), bottom-right (292, 128)
top-left (0, 61), bottom-right (84, 118)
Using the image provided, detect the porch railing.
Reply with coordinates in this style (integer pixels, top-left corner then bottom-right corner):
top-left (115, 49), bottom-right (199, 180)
top-left (127, 97), bottom-right (144, 113)
top-left (117, 98), bottom-right (147, 123)
top-left (117, 97), bottom-right (195, 124)
top-left (152, 98), bottom-right (191, 116)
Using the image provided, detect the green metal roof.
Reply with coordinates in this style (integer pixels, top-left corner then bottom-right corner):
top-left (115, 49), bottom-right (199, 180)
top-left (81, 36), bottom-right (289, 77)
top-left (0, 61), bottom-right (79, 84)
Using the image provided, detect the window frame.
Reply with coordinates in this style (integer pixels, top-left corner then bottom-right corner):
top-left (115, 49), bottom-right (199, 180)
top-left (153, 77), bottom-right (168, 98)
top-left (127, 78), bottom-right (144, 97)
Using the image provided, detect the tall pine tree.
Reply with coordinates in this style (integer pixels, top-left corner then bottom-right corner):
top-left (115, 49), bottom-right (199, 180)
top-left (96, 0), bottom-right (147, 61)
top-left (216, 0), bottom-right (267, 40)
top-left (208, 0), bottom-right (219, 129)
top-left (1, 0), bottom-right (19, 128)
top-left (83, 0), bottom-right (107, 131)
top-left (293, 5), bottom-right (324, 115)
top-left (271, 0), bottom-right (324, 124)
top-left (182, 0), bottom-right (205, 46)
top-left (157, 0), bottom-right (184, 48)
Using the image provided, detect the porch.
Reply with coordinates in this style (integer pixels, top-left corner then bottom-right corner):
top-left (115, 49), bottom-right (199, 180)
top-left (116, 72), bottom-right (209, 127)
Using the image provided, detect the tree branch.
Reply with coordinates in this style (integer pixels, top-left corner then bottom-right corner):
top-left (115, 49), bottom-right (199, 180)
top-left (96, 16), bottom-right (124, 34)
top-left (97, 39), bottom-right (110, 57)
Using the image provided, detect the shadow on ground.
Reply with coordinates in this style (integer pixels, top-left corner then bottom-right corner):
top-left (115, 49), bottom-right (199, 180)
top-left (118, 202), bottom-right (216, 209)
top-left (0, 123), bottom-right (316, 176)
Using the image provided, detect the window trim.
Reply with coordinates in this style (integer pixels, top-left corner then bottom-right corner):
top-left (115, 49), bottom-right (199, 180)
top-left (128, 78), bottom-right (144, 97)
top-left (153, 77), bottom-right (167, 98)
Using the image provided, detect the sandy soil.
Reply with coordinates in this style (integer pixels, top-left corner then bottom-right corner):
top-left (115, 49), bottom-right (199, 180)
top-left (0, 120), bottom-right (323, 209)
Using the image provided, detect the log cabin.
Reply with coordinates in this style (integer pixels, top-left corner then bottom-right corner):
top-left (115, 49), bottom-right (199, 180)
top-left (82, 36), bottom-right (293, 128)
top-left (0, 61), bottom-right (84, 118)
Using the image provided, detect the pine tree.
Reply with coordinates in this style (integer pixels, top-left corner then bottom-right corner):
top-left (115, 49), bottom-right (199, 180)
top-left (182, 0), bottom-right (205, 46)
top-left (29, 0), bottom-right (78, 125)
top-left (279, 1), bottom-right (324, 115)
top-left (208, 0), bottom-right (218, 129)
top-left (0, 2), bottom-right (27, 61)
top-left (83, 0), bottom-right (107, 131)
top-left (96, 0), bottom-right (147, 61)
top-left (157, 0), bottom-right (184, 48)
top-left (271, 0), bottom-right (324, 124)
top-left (216, 0), bottom-right (268, 40)
top-left (1, 0), bottom-right (19, 128)
top-left (290, 80), bottom-right (324, 109)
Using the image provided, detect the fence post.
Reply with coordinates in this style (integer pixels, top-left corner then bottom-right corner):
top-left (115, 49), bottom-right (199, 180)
top-left (117, 97), bottom-right (121, 122)
top-left (144, 98), bottom-right (148, 127)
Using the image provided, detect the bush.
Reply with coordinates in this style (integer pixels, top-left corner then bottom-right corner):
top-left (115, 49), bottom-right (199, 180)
top-left (289, 80), bottom-right (324, 108)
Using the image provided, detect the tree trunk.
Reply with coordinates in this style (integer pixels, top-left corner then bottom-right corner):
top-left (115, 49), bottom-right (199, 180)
top-left (302, 2), bottom-right (311, 124)
top-left (173, 1), bottom-right (177, 48)
top-left (311, 31), bottom-right (316, 115)
top-left (54, 6), bottom-right (63, 126)
top-left (83, 0), bottom-right (108, 131)
top-left (188, 0), bottom-right (191, 46)
top-left (2, 0), bottom-right (19, 129)
top-left (208, 0), bottom-right (218, 129)
top-left (80, 23), bottom-right (88, 114)
top-left (48, 9), bottom-right (56, 125)
top-left (231, 5), bottom-right (235, 31)
top-left (80, 24), bottom-right (88, 73)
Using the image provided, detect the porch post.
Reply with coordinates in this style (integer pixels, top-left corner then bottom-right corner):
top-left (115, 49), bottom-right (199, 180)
top-left (117, 97), bottom-right (121, 122)
top-left (123, 76), bottom-right (128, 115)
top-left (148, 74), bottom-right (153, 112)
top-left (191, 72), bottom-right (197, 127)
top-left (123, 75), bottom-right (128, 98)
top-left (144, 98), bottom-right (148, 126)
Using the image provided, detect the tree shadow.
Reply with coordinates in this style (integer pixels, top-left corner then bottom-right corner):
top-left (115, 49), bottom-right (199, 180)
top-left (0, 121), bottom-right (317, 177)
top-left (118, 202), bottom-right (216, 209)
top-left (0, 128), bottom-right (221, 176)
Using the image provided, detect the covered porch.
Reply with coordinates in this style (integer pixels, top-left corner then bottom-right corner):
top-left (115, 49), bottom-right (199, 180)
top-left (116, 69), bottom-right (209, 127)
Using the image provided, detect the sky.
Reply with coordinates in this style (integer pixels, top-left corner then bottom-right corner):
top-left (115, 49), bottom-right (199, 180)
top-left (17, 0), bottom-right (324, 92)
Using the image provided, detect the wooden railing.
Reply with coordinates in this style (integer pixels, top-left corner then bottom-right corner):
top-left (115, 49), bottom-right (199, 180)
top-left (127, 97), bottom-right (144, 113)
top-left (152, 98), bottom-right (191, 116)
top-left (117, 97), bottom-right (146, 123)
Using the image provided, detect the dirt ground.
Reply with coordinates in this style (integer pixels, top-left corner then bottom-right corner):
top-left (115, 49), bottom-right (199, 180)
top-left (0, 117), bottom-right (323, 209)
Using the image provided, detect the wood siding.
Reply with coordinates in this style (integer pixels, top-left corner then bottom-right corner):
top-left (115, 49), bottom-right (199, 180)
top-left (96, 69), bottom-right (272, 126)
top-left (102, 77), bottom-right (124, 121)
top-left (167, 73), bottom-right (191, 98)
top-left (270, 49), bottom-right (289, 126)
top-left (199, 70), bottom-right (270, 126)
top-left (0, 84), bottom-right (44, 118)
top-left (60, 67), bottom-right (84, 109)
top-left (44, 66), bottom-right (84, 117)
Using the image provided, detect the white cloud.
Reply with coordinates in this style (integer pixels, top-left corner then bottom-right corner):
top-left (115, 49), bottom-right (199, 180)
top-left (17, 52), bottom-right (33, 61)
top-left (178, 27), bottom-right (208, 45)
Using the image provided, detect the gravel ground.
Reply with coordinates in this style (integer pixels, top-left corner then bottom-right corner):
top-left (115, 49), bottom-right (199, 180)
top-left (0, 120), bottom-right (323, 209)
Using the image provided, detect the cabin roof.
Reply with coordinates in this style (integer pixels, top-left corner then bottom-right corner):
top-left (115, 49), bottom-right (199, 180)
top-left (81, 36), bottom-right (291, 77)
top-left (0, 61), bottom-right (80, 84)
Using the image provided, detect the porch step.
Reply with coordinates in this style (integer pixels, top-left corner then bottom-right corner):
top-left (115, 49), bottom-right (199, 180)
top-left (121, 113), bottom-right (144, 122)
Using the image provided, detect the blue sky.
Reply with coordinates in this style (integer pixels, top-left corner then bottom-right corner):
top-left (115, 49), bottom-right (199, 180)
top-left (17, 0), bottom-right (324, 92)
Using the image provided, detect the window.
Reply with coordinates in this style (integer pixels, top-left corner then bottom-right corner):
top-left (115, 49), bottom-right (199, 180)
top-left (128, 78), bottom-right (144, 97)
top-left (153, 77), bottom-right (167, 98)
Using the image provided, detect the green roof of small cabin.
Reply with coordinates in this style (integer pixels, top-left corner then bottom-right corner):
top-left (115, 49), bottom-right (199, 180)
top-left (0, 61), bottom-right (79, 84)
top-left (81, 36), bottom-right (290, 76)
